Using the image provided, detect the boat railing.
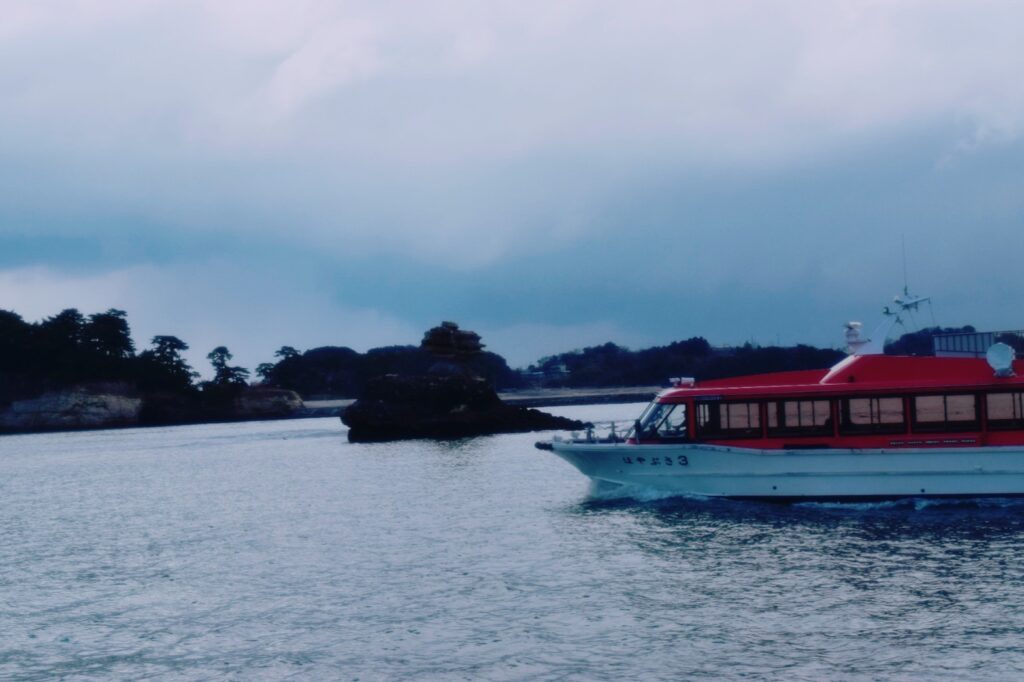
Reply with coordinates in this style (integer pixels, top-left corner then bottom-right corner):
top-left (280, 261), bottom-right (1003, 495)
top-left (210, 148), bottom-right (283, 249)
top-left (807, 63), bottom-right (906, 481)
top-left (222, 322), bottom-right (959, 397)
top-left (563, 419), bottom-right (632, 444)
top-left (933, 329), bottom-right (1024, 357)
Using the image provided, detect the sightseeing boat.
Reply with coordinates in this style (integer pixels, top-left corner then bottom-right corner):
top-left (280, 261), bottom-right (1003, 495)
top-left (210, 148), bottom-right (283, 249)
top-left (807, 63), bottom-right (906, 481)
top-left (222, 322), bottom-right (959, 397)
top-left (536, 300), bottom-right (1024, 501)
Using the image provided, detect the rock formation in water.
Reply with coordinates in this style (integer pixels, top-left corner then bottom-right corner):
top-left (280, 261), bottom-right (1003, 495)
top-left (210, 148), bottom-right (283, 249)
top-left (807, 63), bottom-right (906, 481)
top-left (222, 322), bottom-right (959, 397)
top-left (341, 370), bottom-right (586, 442)
top-left (343, 322), bottom-right (584, 442)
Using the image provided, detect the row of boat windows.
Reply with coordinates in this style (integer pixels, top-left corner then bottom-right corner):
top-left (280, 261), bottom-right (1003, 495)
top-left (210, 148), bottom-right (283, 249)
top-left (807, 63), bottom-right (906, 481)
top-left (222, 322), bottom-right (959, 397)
top-left (640, 391), bottom-right (1024, 439)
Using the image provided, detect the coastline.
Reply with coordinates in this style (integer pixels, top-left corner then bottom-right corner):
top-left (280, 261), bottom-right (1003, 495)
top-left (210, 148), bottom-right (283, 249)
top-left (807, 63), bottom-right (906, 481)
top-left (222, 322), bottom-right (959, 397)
top-left (0, 386), bottom-right (661, 436)
top-left (499, 386), bottom-right (661, 408)
top-left (300, 385), bottom-right (661, 418)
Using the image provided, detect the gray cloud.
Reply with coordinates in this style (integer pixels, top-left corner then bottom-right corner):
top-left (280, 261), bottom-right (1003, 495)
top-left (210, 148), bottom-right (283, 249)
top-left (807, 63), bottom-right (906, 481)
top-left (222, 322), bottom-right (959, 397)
top-left (1, 1), bottom-right (1023, 367)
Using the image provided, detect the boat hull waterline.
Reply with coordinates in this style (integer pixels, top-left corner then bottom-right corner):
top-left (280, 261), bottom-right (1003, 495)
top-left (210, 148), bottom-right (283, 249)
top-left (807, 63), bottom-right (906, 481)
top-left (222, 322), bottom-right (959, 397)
top-left (548, 441), bottom-right (1024, 501)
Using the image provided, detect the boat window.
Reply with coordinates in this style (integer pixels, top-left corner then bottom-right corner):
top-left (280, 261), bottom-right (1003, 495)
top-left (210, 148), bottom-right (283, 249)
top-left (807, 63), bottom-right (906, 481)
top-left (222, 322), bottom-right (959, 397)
top-left (766, 399), bottom-right (832, 437)
top-left (658, 403), bottom-right (688, 437)
top-left (697, 401), bottom-right (761, 439)
top-left (638, 402), bottom-right (672, 434)
top-left (637, 402), bottom-right (688, 438)
top-left (987, 392), bottom-right (1024, 430)
top-left (912, 394), bottom-right (980, 432)
top-left (635, 401), bottom-right (659, 427)
top-left (839, 396), bottom-right (905, 435)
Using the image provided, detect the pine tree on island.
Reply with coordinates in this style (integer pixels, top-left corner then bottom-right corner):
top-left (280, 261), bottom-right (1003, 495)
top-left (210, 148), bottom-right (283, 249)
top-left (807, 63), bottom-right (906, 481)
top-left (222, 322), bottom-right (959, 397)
top-left (421, 321), bottom-right (485, 377)
top-left (206, 346), bottom-right (250, 388)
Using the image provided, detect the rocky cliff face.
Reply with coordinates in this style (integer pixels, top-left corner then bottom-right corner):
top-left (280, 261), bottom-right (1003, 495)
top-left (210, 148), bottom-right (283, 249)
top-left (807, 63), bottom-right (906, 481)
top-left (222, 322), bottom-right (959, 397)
top-left (0, 386), bottom-right (305, 434)
top-left (0, 390), bottom-right (143, 432)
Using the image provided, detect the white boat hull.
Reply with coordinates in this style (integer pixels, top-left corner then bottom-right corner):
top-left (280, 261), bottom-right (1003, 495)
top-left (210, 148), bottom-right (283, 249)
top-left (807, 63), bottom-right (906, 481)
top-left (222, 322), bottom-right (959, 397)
top-left (548, 441), bottom-right (1024, 500)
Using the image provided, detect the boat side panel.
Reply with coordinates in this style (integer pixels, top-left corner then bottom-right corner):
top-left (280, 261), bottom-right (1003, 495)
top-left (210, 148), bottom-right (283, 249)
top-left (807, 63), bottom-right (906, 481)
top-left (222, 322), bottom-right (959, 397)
top-left (548, 442), bottom-right (1024, 499)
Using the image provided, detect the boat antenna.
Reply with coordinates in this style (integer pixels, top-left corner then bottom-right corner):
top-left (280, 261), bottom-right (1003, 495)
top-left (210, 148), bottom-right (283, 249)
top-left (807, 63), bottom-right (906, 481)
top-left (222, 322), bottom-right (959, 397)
top-left (893, 233), bottom-right (931, 333)
top-left (849, 249), bottom-right (931, 355)
top-left (844, 247), bottom-right (937, 355)
top-left (901, 233), bottom-right (909, 298)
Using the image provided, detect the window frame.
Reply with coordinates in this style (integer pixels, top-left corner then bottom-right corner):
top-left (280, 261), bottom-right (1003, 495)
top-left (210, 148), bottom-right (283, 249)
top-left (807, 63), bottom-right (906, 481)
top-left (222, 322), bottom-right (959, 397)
top-left (838, 395), bottom-right (907, 435)
top-left (657, 402), bottom-right (689, 439)
top-left (696, 400), bottom-right (763, 440)
top-left (986, 391), bottom-right (1024, 431)
top-left (638, 402), bottom-right (673, 437)
top-left (637, 402), bottom-right (690, 440)
top-left (765, 398), bottom-right (834, 438)
top-left (910, 393), bottom-right (981, 433)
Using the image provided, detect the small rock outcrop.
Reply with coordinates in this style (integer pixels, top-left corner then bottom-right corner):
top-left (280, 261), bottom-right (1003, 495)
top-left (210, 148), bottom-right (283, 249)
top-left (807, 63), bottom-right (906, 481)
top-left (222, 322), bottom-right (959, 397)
top-left (0, 390), bottom-right (142, 432)
top-left (138, 387), bottom-right (305, 425)
top-left (233, 388), bottom-right (304, 419)
top-left (341, 374), bottom-right (586, 442)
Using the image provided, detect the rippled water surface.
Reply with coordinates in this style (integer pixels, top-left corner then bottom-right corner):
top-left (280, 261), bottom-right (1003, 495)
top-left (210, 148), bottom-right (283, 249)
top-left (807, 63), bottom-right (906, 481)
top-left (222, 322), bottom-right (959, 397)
top-left (4, 403), bottom-right (1024, 680)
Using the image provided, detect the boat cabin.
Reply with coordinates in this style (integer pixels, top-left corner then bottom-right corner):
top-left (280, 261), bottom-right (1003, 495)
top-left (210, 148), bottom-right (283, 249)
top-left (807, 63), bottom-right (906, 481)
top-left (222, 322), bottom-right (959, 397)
top-left (632, 354), bottom-right (1024, 449)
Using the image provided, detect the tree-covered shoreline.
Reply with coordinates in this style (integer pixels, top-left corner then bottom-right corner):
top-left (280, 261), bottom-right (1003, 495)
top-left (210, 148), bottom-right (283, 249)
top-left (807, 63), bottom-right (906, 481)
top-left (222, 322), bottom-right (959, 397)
top-left (0, 308), bottom-right (247, 404)
top-left (0, 306), bottom-right (990, 416)
top-left (0, 308), bottom-right (304, 429)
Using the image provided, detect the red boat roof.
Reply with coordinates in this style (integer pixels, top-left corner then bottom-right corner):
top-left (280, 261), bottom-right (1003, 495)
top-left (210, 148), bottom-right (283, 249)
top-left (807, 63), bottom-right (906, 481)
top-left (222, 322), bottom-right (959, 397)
top-left (659, 354), bottom-right (1024, 401)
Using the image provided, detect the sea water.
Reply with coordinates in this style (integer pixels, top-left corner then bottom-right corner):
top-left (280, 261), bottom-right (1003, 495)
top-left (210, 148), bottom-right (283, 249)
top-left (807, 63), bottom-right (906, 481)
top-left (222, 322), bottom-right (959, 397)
top-left (3, 403), bottom-right (1024, 680)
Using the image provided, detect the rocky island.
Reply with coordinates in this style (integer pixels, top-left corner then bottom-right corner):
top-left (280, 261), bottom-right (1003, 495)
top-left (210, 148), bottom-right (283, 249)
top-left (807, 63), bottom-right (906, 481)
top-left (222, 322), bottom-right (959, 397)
top-left (0, 308), bottom-right (305, 434)
top-left (341, 322), bottom-right (586, 442)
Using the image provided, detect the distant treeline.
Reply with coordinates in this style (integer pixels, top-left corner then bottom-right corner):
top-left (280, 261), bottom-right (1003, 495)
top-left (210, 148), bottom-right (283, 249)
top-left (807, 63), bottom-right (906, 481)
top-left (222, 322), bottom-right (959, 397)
top-left (524, 325), bottom-right (996, 388)
top-left (0, 307), bottom-right (998, 405)
top-left (0, 308), bottom-right (522, 406)
top-left (526, 338), bottom-right (845, 387)
top-left (0, 308), bottom-right (253, 411)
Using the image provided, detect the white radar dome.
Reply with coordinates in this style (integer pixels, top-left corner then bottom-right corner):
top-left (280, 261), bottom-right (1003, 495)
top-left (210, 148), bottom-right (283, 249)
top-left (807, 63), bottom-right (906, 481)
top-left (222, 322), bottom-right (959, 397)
top-left (986, 342), bottom-right (1016, 377)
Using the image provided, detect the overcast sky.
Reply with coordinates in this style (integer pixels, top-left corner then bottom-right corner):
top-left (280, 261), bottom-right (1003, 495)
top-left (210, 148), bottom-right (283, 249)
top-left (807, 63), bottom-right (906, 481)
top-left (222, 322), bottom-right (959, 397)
top-left (2, 0), bottom-right (1023, 372)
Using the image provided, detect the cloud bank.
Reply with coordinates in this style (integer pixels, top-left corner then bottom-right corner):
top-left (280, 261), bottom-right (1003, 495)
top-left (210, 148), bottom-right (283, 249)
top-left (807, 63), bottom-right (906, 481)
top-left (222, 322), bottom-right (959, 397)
top-left (1, 1), bottom-right (1023, 368)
